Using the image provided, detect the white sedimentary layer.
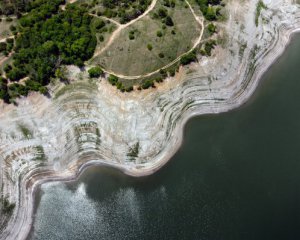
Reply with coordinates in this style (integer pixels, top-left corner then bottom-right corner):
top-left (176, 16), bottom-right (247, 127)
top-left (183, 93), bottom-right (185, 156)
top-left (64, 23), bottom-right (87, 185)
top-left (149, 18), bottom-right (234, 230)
top-left (0, 0), bottom-right (299, 239)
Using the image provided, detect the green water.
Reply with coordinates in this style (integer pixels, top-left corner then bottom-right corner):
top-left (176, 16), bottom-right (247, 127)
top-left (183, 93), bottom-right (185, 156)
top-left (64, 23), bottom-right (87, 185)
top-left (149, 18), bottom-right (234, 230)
top-left (29, 35), bottom-right (300, 240)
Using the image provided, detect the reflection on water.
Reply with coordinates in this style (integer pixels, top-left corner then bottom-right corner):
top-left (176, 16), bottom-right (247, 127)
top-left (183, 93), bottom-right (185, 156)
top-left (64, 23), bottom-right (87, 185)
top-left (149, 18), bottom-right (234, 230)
top-left (30, 35), bottom-right (300, 240)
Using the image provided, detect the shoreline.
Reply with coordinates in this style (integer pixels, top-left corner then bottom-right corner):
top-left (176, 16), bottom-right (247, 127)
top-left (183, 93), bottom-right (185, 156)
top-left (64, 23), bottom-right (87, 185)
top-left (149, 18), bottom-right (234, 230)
top-left (15, 27), bottom-right (300, 240)
top-left (1, 2), bottom-right (300, 240)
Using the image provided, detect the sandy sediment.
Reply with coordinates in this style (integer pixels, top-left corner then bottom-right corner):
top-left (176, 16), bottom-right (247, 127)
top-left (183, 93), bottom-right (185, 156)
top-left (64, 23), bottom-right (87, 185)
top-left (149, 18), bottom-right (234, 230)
top-left (0, 0), bottom-right (300, 239)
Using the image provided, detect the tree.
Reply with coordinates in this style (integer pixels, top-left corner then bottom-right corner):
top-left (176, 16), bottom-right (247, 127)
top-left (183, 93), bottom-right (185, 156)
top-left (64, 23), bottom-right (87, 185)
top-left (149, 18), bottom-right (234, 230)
top-left (205, 6), bottom-right (216, 21)
top-left (156, 30), bottom-right (163, 37)
top-left (88, 66), bottom-right (103, 78)
top-left (158, 8), bottom-right (168, 18)
top-left (108, 75), bottom-right (119, 85)
top-left (165, 16), bottom-right (174, 26)
top-left (180, 51), bottom-right (197, 65)
top-left (0, 42), bottom-right (7, 52)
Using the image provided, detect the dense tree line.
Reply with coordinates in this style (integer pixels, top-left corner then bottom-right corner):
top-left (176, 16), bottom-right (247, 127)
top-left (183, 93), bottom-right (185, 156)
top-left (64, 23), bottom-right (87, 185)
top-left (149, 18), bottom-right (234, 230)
top-left (90, 0), bottom-right (151, 24)
top-left (0, 0), bottom-right (30, 16)
top-left (1, 0), bottom-right (97, 102)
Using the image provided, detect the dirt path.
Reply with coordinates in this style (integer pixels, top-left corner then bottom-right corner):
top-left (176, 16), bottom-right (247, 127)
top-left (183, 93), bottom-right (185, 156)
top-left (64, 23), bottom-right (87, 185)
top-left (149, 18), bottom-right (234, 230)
top-left (91, 0), bottom-right (158, 57)
top-left (93, 0), bottom-right (204, 80)
top-left (61, 0), bottom-right (78, 10)
top-left (90, 14), bottom-right (121, 26)
top-left (0, 36), bottom-right (14, 43)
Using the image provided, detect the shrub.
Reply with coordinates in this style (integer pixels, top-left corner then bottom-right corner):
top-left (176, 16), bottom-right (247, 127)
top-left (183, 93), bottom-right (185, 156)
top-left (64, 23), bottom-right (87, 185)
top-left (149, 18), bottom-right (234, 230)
top-left (141, 79), bottom-right (154, 89)
top-left (0, 42), bottom-right (7, 52)
top-left (158, 52), bottom-right (165, 58)
top-left (88, 66), bottom-right (103, 78)
top-left (108, 74), bottom-right (119, 85)
top-left (165, 16), bottom-right (174, 26)
top-left (207, 23), bottom-right (216, 34)
top-left (180, 50), bottom-right (197, 65)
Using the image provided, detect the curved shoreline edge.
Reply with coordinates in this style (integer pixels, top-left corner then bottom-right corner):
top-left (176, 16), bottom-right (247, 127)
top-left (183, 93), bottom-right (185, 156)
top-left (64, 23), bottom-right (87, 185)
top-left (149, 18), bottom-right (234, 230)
top-left (1, 12), bottom-right (300, 240)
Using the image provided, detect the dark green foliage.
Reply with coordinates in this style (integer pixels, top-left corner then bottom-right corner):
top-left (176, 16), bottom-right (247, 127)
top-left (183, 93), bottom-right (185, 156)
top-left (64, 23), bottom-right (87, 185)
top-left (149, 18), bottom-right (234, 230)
top-left (165, 16), bottom-right (174, 26)
top-left (99, 35), bottom-right (104, 42)
top-left (0, 42), bottom-right (7, 52)
top-left (6, 17), bottom-right (13, 22)
top-left (88, 66), bottom-right (103, 78)
top-left (158, 52), bottom-right (165, 58)
top-left (163, 0), bottom-right (175, 8)
top-left (180, 50), bottom-right (197, 65)
top-left (9, 25), bottom-right (17, 32)
top-left (255, 0), bottom-right (267, 27)
top-left (129, 32), bottom-right (135, 40)
top-left (108, 74), bottom-right (119, 85)
top-left (147, 44), bottom-right (153, 51)
top-left (8, 83), bottom-right (29, 100)
top-left (195, 0), bottom-right (222, 21)
top-left (157, 7), bottom-right (168, 18)
top-left (4, 65), bottom-right (12, 73)
top-left (207, 23), bottom-right (216, 34)
top-left (92, 18), bottom-right (106, 31)
top-left (156, 30), bottom-right (163, 37)
top-left (1, 197), bottom-right (15, 215)
top-left (6, 67), bottom-right (27, 81)
top-left (127, 142), bottom-right (139, 159)
top-left (203, 40), bottom-right (217, 56)
top-left (141, 79), bottom-right (154, 89)
top-left (0, 77), bottom-right (9, 103)
top-left (155, 77), bottom-right (163, 83)
top-left (95, 0), bottom-right (151, 24)
top-left (4, 1), bottom-right (97, 101)
top-left (159, 68), bottom-right (167, 78)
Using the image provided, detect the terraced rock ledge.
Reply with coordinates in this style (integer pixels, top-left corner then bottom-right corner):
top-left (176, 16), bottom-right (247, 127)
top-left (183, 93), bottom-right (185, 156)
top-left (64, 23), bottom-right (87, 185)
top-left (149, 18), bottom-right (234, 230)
top-left (0, 0), bottom-right (300, 239)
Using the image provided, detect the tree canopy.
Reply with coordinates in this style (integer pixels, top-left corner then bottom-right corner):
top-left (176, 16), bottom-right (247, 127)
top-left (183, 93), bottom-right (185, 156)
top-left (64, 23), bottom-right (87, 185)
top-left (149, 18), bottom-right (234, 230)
top-left (1, 0), bottom-right (97, 102)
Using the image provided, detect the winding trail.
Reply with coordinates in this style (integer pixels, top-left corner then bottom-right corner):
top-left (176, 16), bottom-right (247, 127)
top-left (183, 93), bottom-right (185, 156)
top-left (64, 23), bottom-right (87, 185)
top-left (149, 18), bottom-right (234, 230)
top-left (91, 0), bottom-right (204, 80)
top-left (0, 36), bottom-right (15, 66)
top-left (92, 0), bottom-right (158, 57)
top-left (90, 14), bottom-right (121, 26)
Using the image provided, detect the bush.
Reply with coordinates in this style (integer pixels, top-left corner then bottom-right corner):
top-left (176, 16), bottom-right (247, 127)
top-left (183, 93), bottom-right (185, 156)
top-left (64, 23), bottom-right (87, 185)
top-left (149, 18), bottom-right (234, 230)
top-left (156, 30), bottom-right (163, 37)
top-left (204, 40), bottom-right (217, 56)
top-left (207, 23), bottom-right (216, 34)
top-left (165, 16), bottom-right (174, 26)
top-left (0, 42), bottom-right (7, 52)
top-left (88, 66), bottom-right (103, 78)
top-left (108, 75), bottom-right (119, 85)
top-left (158, 8), bottom-right (168, 18)
top-left (129, 33), bottom-right (135, 40)
top-left (180, 51), bottom-right (197, 65)
top-left (147, 44), bottom-right (153, 51)
top-left (141, 79), bottom-right (154, 89)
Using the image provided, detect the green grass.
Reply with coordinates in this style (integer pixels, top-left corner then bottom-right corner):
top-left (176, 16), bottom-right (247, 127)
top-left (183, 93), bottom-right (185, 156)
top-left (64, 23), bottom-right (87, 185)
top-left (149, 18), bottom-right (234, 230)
top-left (91, 0), bottom-right (201, 76)
top-left (255, 0), bottom-right (267, 27)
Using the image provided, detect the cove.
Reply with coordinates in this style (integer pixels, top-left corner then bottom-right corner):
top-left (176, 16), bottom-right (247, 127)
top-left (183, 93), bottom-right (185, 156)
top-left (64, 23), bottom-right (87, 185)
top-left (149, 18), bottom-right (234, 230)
top-left (28, 34), bottom-right (300, 240)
